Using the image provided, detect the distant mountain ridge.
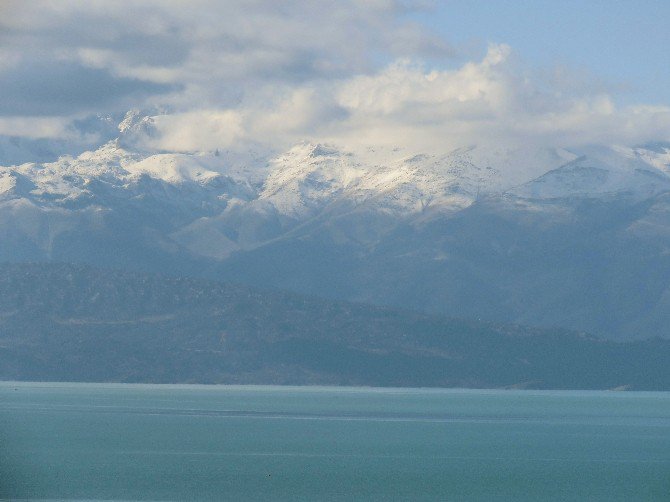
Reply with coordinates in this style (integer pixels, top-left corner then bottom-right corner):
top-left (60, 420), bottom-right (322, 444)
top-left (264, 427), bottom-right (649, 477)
top-left (1, 263), bottom-right (668, 389)
top-left (2, 112), bottom-right (670, 340)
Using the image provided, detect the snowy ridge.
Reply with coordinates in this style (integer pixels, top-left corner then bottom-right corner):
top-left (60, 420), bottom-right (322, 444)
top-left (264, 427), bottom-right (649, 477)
top-left (258, 143), bottom-right (505, 218)
top-left (508, 145), bottom-right (670, 200)
top-left (0, 140), bottom-right (261, 209)
top-left (1, 112), bottom-right (670, 262)
top-left (2, 113), bottom-right (668, 218)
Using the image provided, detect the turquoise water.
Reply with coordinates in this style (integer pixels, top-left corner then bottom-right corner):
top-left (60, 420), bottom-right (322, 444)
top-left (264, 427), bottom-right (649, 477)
top-left (1, 383), bottom-right (669, 501)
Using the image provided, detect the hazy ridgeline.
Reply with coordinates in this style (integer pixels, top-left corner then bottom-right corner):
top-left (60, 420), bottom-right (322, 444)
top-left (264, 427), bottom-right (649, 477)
top-left (1, 263), bottom-right (668, 389)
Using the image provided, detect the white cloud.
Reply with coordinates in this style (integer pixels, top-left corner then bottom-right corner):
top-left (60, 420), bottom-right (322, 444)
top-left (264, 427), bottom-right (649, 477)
top-left (148, 110), bottom-right (244, 152)
top-left (0, 1), bottom-right (669, 153)
top-left (132, 43), bottom-right (670, 155)
top-left (318, 44), bottom-right (670, 152)
top-left (0, 117), bottom-right (71, 139)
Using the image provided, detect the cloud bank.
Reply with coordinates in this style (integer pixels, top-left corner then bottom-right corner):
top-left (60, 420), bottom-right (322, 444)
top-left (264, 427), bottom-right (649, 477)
top-left (1, 0), bottom-right (669, 153)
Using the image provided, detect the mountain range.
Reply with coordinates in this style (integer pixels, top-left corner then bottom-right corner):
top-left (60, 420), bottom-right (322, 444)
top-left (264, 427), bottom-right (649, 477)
top-left (2, 112), bottom-right (670, 341)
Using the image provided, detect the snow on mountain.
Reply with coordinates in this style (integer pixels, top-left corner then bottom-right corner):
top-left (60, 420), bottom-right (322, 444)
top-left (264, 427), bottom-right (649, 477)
top-left (0, 127), bottom-right (265, 259)
top-left (0, 168), bottom-right (32, 197)
top-left (116, 110), bottom-right (158, 152)
top-left (5, 111), bottom-right (664, 221)
top-left (2, 111), bottom-right (670, 264)
top-left (125, 154), bottom-right (222, 185)
top-left (258, 143), bottom-right (365, 217)
top-left (0, 139), bottom-right (264, 209)
top-left (508, 145), bottom-right (670, 200)
top-left (10, 142), bottom-right (136, 203)
top-left (353, 148), bottom-right (499, 214)
top-left (257, 143), bottom-right (506, 219)
top-left (251, 141), bottom-right (590, 223)
top-left (635, 142), bottom-right (670, 173)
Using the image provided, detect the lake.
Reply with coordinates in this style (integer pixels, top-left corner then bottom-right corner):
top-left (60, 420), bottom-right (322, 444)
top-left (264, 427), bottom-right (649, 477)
top-left (1, 382), bottom-right (669, 500)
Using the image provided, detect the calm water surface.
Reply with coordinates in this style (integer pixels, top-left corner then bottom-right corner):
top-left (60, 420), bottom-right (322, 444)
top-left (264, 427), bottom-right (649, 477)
top-left (1, 382), bottom-right (669, 501)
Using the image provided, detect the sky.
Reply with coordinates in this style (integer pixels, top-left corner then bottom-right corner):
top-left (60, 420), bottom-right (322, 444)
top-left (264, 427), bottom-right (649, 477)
top-left (0, 0), bottom-right (669, 154)
top-left (415, 0), bottom-right (670, 106)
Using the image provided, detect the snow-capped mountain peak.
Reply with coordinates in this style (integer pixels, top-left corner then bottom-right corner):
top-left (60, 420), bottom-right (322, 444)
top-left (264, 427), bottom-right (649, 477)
top-left (259, 143), bottom-right (365, 217)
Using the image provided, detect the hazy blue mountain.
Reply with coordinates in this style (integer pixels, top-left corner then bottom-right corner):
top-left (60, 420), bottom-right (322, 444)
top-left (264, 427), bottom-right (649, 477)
top-left (1, 263), bottom-right (668, 389)
top-left (216, 191), bottom-right (670, 341)
top-left (1, 114), bottom-right (670, 340)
